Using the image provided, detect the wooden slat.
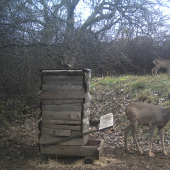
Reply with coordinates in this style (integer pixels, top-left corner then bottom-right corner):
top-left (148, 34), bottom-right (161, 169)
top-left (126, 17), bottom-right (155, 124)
top-left (42, 70), bottom-right (83, 75)
top-left (83, 102), bottom-right (90, 111)
top-left (43, 119), bottom-right (81, 125)
top-left (40, 135), bottom-right (88, 146)
top-left (42, 84), bottom-right (83, 92)
top-left (84, 81), bottom-right (91, 92)
top-left (42, 104), bottom-right (82, 112)
top-left (83, 109), bottom-right (90, 118)
top-left (84, 92), bottom-right (91, 103)
top-left (82, 117), bottom-right (89, 133)
top-left (42, 123), bottom-right (81, 131)
top-left (41, 91), bottom-right (84, 99)
top-left (43, 75), bottom-right (83, 85)
top-left (40, 140), bottom-right (102, 157)
top-left (55, 129), bottom-right (71, 136)
top-left (42, 111), bottom-right (81, 121)
top-left (84, 71), bottom-right (91, 81)
top-left (42, 128), bottom-right (81, 136)
top-left (42, 99), bottom-right (83, 105)
top-left (41, 130), bottom-right (55, 137)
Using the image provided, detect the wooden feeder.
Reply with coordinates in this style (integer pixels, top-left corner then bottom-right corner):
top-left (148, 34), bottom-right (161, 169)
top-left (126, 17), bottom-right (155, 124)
top-left (38, 69), bottom-right (113, 159)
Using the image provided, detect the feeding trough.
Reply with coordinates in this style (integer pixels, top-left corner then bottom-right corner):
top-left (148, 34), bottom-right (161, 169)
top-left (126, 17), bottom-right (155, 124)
top-left (38, 69), bottom-right (113, 159)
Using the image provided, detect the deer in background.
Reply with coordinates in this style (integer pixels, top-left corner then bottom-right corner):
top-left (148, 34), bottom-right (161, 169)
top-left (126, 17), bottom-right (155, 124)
top-left (152, 58), bottom-right (170, 75)
top-left (124, 102), bottom-right (170, 157)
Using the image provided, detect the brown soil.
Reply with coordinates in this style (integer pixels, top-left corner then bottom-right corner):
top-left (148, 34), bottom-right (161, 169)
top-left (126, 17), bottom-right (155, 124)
top-left (1, 112), bottom-right (170, 170)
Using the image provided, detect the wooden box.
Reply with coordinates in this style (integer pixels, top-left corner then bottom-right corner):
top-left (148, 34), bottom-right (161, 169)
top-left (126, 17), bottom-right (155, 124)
top-left (40, 139), bottom-right (104, 159)
top-left (39, 69), bottom-right (92, 156)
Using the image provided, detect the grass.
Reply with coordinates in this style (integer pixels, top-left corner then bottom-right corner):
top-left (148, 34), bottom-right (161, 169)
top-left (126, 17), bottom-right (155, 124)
top-left (91, 74), bottom-right (170, 105)
top-left (90, 74), bottom-right (170, 140)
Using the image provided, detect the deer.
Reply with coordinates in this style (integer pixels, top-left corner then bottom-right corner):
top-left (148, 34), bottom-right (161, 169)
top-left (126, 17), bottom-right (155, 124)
top-left (152, 58), bottom-right (170, 75)
top-left (124, 102), bottom-right (170, 157)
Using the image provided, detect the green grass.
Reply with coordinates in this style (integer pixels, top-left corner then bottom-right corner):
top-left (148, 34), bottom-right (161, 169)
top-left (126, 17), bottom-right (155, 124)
top-left (91, 74), bottom-right (170, 105)
top-left (90, 74), bottom-right (170, 138)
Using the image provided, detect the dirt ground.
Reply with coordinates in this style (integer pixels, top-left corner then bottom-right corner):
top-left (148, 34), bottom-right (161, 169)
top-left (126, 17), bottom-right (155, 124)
top-left (1, 113), bottom-right (170, 170)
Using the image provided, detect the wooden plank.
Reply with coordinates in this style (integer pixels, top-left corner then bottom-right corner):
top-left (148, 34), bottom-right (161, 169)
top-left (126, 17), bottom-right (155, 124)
top-left (41, 91), bottom-right (84, 99)
top-left (40, 135), bottom-right (88, 146)
top-left (42, 128), bottom-right (81, 136)
top-left (83, 108), bottom-right (90, 118)
top-left (82, 117), bottom-right (89, 133)
top-left (55, 129), bottom-right (71, 136)
top-left (84, 92), bottom-right (91, 103)
top-left (84, 71), bottom-right (91, 81)
top-left (41, 114), bottom-right (113, 147)
top-left (99, 113), bottom-right (113, 130)
top-left (42, 99), bottom-right (83, 105)
top-left (42, 104), bottom-right (82, 112)
top-left (84, 81), bottom-right (91, 92)
top-left (42, 128), bottom-right (105, 146)
top-left (42, 111), bottom-right (81, 121)
top-left (85, 140), bottom-right (104, 159)
top-left (41, 130), bottom-right (55, 137)
top-left (42, 84), bottom-right (83, 92)
top-left (83, 102), bottom-right (90, 111)
top-left (43, 75), bottom-right (83, 85)
top-left (43, 119), bottom-right (81, 125)
top-left (40, 145), bottom-right (96, 155)
top-left (83, 134), bottom-right (90, 146)
top-left (40, 140), bottom-right (102, 158)
top-left (42, 70), bottom-right (83, 75)
top-left (42, 123), bottom-right (81, 131)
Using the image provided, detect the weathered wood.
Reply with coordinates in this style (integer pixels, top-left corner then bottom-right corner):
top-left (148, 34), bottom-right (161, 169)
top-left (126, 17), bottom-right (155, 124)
top-left (83, 109), bottom-right (90, 118)
top-left (42, 123), bottom-right (81, 131)
top-left (42, 70), bottom-right (83, 75)
top-left (43, 128), bottom-right (81, 137)
top-left (55, 129), bottom-right (71, 136)
top-left (43, 119), bottom-right (81, 125)
top-left (42, 99), bottom-right (83, 105)
top-left (42, 84), bottom-right (83, 92)
top-left (41, 130), bottom-right (55, 137)
top-left (40, 135), bottom-right (88, 146)
top-left (99, 113), bottom-right (113, 130)
top-left (42, 113), bottom-right (113, 146)
top-left (84, 92), bottom-right (91, 103)
top-left (82, 117), bottom-right (89, 133)
top-left (42, 111), bottom-right (81, 121)
top-left (84, 71), bottom-right (91, 81)
top-left (83, 102), bottom-right (90, 111)
top-left (41, 91), bottom-right (84, 99)
top-left (40, 139), bottom-right (103, 159)
top-left (85, 140), bottom-right (104, 159)
top-left (42, 104), bottom-right (82, 112)
top-left (84, 81), bottom-right (91, 92)
top-left (43, 75), bottom-right (83, 85)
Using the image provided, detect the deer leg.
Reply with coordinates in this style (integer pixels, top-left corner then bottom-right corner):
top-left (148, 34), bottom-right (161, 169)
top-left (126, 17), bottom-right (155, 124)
top-left (132, 122), bottom-right (143, 154)
top-left (124, 124), bottom-right (132, 151)
top-left (152, 68), bottom-right (155, 75)
top-left (148, 125), bottom-right (156, 157)
top-left (158, 127), bottom-right (167, 156)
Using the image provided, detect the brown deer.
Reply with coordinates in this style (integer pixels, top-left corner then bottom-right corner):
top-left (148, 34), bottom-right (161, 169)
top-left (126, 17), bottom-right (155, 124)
top-left (152, 58), bottom-right (170, 75)
top-left (124, 102), bottom-right (170, 157)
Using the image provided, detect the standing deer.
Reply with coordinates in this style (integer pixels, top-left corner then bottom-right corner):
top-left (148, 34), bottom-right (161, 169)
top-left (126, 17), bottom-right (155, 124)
top-left (152, 58), bottom-right (170, 75)
top-left (124, 102), bottom-right (170, 157)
